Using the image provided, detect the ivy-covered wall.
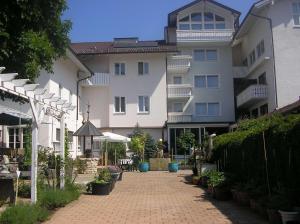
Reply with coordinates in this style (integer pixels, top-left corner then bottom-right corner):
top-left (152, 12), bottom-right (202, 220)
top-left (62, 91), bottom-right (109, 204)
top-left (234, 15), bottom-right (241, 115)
top-left (213, 114), bottom-right (300, 201)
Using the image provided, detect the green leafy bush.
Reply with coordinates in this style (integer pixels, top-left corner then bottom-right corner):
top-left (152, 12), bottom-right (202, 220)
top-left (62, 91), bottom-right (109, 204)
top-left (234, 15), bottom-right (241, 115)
top-left (18, 182), bottom-right (31, 198)
top-left (213, 114), bottom-right (300, 204)
top-left (0, 204), bottom-right (49, 224)
top-left (207, 171), bottom-right (226, 188)
top-left (39, 183), bottom-right (81, 210)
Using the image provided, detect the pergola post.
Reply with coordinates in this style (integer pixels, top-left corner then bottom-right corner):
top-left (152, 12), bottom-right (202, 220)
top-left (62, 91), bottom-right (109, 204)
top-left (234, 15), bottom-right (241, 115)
top-left (31, 122), bottom-right (38, 204)
top-left (60, 114), bottom-right (65, 189)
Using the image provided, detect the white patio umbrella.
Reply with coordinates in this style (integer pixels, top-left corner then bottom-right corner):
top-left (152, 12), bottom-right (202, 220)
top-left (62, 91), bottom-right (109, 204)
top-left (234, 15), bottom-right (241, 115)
top-left (94, 132), bottom-right (131, 165)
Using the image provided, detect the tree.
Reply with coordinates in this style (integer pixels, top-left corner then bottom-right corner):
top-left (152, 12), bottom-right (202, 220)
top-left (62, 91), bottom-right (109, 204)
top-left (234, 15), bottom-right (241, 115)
top-left (176, 131), bottom-right (196, 155)
top-left (144, 133), bottom-right (156, 159)
top-left (0, 0), bottom-right (71, 81)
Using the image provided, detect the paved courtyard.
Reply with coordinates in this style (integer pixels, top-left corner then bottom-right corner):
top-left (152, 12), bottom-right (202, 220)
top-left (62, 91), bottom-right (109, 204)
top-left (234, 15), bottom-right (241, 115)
top-left (45, 171), bottom-right (267, 224)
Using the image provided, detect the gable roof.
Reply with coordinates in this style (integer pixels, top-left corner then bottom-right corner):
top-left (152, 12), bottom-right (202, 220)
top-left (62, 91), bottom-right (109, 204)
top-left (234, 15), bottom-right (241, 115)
top-left (70, 40), bottom-right (177, 55)
top-left (168, 0), bottom-right (241, 27)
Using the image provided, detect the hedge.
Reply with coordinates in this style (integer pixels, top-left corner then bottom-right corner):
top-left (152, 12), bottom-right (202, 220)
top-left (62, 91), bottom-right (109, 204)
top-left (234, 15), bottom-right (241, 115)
top-left (213, 114), bottom-right (300, 203)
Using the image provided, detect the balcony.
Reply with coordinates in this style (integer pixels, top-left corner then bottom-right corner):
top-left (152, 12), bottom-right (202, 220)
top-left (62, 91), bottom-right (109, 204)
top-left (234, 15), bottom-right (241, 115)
top-left (168, 113), bottom-right (192, 123)
top-left (168, 84), bottom-right (192, 99)
top-left (237, 85), bottom-right (268, 108)
top-left (176, 29), bottom-right (234, 43)
top-left (81, 73), bottom-right (110, 87)
top-left (167, 55), bottom-right (192, 74)
top-left (233, 66), bottom-right (248, 78)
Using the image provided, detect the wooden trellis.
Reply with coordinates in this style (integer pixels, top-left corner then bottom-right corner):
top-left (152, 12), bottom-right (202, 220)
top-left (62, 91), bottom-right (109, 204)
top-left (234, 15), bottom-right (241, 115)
top-left (0, 66), bottom-right (75, 204)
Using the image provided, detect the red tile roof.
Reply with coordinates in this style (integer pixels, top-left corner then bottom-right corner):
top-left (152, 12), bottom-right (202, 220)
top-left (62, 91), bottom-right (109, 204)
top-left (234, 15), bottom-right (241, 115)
top-left (70, 40), bottom-right (177, 55)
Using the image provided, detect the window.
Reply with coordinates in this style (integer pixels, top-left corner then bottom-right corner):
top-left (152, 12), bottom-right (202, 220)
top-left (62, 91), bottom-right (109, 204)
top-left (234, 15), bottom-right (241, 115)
top-left (115, 63), bottom-right (125, 75)
top-left (56, 128), bottom-right (61, 141)
top-left (258, 72), bottom-right (267, 85)
top-left (174, 103), bottom-right (183, 112)
top-left (249, 50), bottom-right (256, 65)
top-left (173, 76), bottom-right (182, 84)
top-left (138, 62), bottom-right (149, 75)
top-left (178, 12), bottom-right (226, 30)
top-left (206, 50), bottom-right (218, 61)
top-left (194, 49), bottom-right (217, 61)
top-left (194, 50), bottom-right (205, 61)
top-left (195, 103), bottom-right (220, 116)
top-left (251, 108), bottom-right (259, 118)
top-left (260, 104), bottom-right (268, 116)
top-left (138, 96), bottom-right (149, 113)
top-left (114, 97), bottom-right (126, 113)
top-left (256, 40), bottom-right (265, 58)
top-left (242, 58), bottom-right (248, 67)
top-left (292, 2), bottom-right (300, 25)
top-left (194, 76), bottom-right (206, 88)
top-left (8, 128), bottom-right (22, 149)
top-left (195, 75), bottom-right (219, 88)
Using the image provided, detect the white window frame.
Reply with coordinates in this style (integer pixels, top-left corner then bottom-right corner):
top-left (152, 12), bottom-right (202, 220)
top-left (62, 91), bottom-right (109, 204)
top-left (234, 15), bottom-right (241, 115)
top-left (138, 96), bottom-right (150, 114)
top-left (194, 75), bottom-right (220, 88)
top-left (8, 127), bottom-right (23, 149)
top-left (138, 62), bottom-right (149, 75)
top-left (114, 63), bottom-right (126, 76)
top-left (178, 12), bottom-right (226, 30)
top-left (195, 102), bottom-right (221, 117)
top-left (194, 49), bottom-right (218, 62)
top-left (114, 96), bottom-right (126, 114)
top-left (292, 1), bottom-right (300, 26)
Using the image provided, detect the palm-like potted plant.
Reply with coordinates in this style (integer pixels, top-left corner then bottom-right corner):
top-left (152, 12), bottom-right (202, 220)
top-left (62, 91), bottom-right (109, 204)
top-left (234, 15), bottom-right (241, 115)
top-left (87, 168), bottom-right (112, 195)
top-left (131, 135), bottom-right (149, 172)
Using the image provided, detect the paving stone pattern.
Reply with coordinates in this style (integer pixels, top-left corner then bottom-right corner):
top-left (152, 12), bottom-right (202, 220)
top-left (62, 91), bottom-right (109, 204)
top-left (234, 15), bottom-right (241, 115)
top-left (45, 170), bottom-right (267, 224)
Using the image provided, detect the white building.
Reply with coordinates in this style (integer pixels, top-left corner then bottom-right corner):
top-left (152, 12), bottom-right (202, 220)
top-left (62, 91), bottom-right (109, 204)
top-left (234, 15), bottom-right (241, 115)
top-left (232, 0), bottom-right (300, 118)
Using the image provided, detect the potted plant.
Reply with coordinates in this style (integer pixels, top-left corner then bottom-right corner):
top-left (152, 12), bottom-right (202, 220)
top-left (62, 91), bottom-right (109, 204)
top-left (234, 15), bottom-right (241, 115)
top-left (199, 170), bottom-right (211, 188)
top-left (192, 175), bottom-right (200, 185)
top-left (130, 134), bottom-right (149, 172)
top-left (168, 160), bottom-right (179, 173)
top-left (87, 168), bottom-right (112, 195)
top-left (207, 171), bottom-right (231, 201)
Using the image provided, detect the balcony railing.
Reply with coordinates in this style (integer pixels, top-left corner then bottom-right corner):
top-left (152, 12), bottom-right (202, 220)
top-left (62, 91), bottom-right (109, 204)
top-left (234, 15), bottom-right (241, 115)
top-left (167, 55), bottom-right (192, 74)
top-left (168, 113), bottom-right (192, 123)
top-left (177, 29), bottom-right (234, 43)
top-left (168, 84), bottom-right (192, 98)
top-left (81, 73), bottom-right (110, 87)
top-left (237, 85), bottom-right (268, 108)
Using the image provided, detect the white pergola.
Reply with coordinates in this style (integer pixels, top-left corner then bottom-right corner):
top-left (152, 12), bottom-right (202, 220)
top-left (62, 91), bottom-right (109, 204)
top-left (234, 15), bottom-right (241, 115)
top-left (0, 66), bottom-right (75, 204)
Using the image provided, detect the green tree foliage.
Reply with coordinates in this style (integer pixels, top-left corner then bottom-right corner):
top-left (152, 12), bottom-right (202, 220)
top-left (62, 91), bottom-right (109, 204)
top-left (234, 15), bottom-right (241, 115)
top-left (144, 133), bottom-right (156, 159)
top-left (23, 127), bottom-right (32, 166)
top-left (0, 0), bottom-right (71, 81)
top-left (64, 128), bottom-right (69, 159)
top-left (176, 131), bottom-right (196, 155)
top-left (108, 142), bottom-right (126, 164)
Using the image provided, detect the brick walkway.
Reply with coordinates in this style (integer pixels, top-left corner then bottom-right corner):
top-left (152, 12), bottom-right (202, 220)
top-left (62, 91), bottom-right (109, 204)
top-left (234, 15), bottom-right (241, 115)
top-left (45, 171), bottom-right (267, 224)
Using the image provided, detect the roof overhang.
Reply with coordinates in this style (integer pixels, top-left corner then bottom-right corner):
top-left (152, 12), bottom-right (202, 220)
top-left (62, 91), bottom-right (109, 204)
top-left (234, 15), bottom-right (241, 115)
top-left (232, 0), bottom-right (275, 45)
top-left (168, 0), bottom-right (241, 27)
top-left (66, 48), bottom-right (93, 76)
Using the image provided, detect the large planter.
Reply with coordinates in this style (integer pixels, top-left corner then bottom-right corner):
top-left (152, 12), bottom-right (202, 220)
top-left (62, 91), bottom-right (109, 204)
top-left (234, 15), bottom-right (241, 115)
top-left (214, 187), bottom-right (231, 201)
top-left (200, 176), bottom-right (209, 188)
top-left (111, 173), bottom-right (120, 182)
top-left (168, 163), bottom-right (179, 173)
top-left (279, 210), bottom-right (299, 224)
top-left (110, 180), bottom-right (116, 192)
top-left (267, 209), bottom-right (282, 224)
top-left (139, 162), bottom-right (149, 172)
top-left (91, 182), bottom-right (111, 195)
top-left (118, 172), bottom-right (123, 181)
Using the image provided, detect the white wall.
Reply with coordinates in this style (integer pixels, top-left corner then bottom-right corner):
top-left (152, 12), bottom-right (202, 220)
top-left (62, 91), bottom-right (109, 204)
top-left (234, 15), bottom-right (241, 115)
top-left (269, 0), bottom-right (300, 108)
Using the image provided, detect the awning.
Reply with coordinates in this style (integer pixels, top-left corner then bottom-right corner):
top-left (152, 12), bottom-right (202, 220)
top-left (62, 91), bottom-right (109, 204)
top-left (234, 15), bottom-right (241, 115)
top-left (73, 120), bottom-right (103, 137)
top-left (95, 132), bottom-right (131, 143)
top-left (0, 104), bottom-right (31, 125)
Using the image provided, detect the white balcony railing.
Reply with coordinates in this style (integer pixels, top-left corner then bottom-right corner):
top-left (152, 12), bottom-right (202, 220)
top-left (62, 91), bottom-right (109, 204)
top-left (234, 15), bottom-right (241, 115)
top-left (168, 84), bottom-right (192, 98)
top-left (81, 73), bottom-right (110, 87)
top-left (177, 29), bottom-right (234, 43)
top-left (168, 113), bottom-right (192, 123)
top-left (167, 55), bottom-right (192, 74)
top-left (237, 85), bottom-right (268, 108)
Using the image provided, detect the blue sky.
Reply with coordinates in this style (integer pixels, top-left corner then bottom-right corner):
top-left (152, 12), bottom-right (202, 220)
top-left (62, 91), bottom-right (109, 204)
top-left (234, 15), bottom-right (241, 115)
top-left (63, 0), bottom-right (256, 43)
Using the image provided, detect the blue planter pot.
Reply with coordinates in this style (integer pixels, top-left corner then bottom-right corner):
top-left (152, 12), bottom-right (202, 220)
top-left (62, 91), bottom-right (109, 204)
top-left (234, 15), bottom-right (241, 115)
top-left (168, 163), bottom-right (179, 173)
top-left (138, 162), bottom-right (149, 172)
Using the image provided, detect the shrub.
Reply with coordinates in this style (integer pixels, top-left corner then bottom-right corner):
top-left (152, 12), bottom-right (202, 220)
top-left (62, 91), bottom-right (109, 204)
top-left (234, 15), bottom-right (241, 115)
top-left (18, 182), bottom-right (31, 198)
top-left (39, 183), bottom-right (81, 210)
top-left (0, 204), bottom-right (49, 224)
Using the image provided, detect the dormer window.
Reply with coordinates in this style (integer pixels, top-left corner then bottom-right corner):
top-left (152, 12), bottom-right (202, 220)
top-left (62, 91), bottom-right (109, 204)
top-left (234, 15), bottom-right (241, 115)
top-left (178, 12), bottom-right (226, 30)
